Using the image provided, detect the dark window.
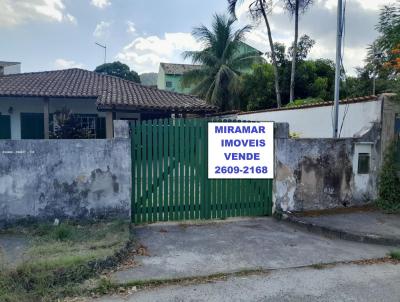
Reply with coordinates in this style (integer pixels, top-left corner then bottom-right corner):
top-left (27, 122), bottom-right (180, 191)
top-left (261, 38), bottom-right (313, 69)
top-left (21, 113), bottom-right (44, 139)
top-left (358, 153), bottom-right (370, 174)
top-left (0, 115), bottom-right (11, 139)
top-left (166, 81), bottom-right (173, 88)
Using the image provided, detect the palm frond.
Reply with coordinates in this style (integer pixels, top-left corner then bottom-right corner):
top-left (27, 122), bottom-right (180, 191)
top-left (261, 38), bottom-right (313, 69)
top-left (230, 51), bottom-right (265, 70)
top-left (228, 0), bottom-right (243, 18)
top-left (192, 25), bottom-right (216, 47)
top-left (181, 69), bottom-right (209, 88)
top-left (183, 50), bottom-right (218, 66)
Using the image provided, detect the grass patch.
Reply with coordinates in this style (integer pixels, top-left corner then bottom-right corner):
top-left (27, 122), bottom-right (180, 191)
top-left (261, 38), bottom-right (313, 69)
top-left (0, 220), bottom-right (130, 302)
top-left (389, 250), bottom-right (400, 260)
top-left (310, 263), bottom-right (326, 270)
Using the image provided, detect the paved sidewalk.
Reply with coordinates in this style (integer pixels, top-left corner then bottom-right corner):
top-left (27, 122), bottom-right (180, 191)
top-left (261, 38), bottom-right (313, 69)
top-left (111, 218), bottom-right (394, 284)
top-left (96, 262), bottom-right (400, 302)
top-left (285, 210), bottom-right (400, 246)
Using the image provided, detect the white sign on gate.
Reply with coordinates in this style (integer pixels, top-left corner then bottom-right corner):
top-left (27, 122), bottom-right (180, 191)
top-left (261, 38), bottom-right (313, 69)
top-left (208, 122), bottom-right (274, 179)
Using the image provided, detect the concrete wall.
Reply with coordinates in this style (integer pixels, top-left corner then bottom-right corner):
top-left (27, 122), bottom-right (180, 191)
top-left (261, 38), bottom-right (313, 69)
top-left (275, 132), bottom-right (380, 212)
top-left (237, 98), bottom-right (382, 138)
top-left (0, 138), bottom-right (131, 224)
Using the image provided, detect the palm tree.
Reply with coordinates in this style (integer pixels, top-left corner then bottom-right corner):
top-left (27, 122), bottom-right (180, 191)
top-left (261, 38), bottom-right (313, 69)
top-left (283, 0), bottom-right (313, 103)
top-left (228, 0), bottom-right (282, 108)
top-left (182, 14), bottom-right (263, 111)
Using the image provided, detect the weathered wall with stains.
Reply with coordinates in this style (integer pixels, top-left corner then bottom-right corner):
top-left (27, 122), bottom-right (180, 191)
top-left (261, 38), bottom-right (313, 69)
top-left (0, 139), bottom-right (131, 224)
top-left (275, 130), bottom-right (380, 212)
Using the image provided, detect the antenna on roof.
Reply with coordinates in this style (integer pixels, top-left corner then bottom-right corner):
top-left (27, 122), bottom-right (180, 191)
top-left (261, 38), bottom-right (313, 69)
top-left (95, 42), bottom-right (107, 64)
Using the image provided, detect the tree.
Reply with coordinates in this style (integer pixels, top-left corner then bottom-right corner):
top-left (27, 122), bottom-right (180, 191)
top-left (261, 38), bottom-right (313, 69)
top-left (181, 14), bottom-right (263, 111)
top-left (94, 61), bottom-right (141, 83)
top-left (377, 141), bottom-right (400, 213)
top-left (239, 57), bottom-right (335, 111)
top-left (282, 0), bottom-right (313, 103)
top-left (239, 63), bottom-right (276, 111)
top-left (265, 36), bottom-right (330, 103)
top-left (288, 34), bottom-right (315, 61)
top-left (345, 3), bottom-right (400, 100)
top-left (228, 0), bottom-right (283, 107)
top-left (375, 3), bottom-right (400, 65)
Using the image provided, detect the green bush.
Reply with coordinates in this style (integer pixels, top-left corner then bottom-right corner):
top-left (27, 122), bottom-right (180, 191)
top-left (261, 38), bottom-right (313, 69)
top-left (389, 250), bottom-right (400, 260)
top-left (49, 224), bottom-right (74, 241)
top-left (377, 141), bottom-right (400, 213)
top-left (284, 97), bottom-right (324, 108)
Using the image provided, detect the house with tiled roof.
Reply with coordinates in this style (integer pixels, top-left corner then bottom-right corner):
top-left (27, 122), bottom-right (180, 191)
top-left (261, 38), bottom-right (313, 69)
top-left (157, 42), bottom-right (262, 94)
top-left (0, 68), bottom-right (217, 139)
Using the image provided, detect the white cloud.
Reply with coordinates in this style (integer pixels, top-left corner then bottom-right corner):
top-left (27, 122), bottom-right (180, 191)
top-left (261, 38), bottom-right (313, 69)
top-left (93, 21), bottom-right (111, 38)
top-left (126, 21), bottom-right (136, 34)
top-left (90, 0), bottom-right (111, 9)
top-left (54, 58), bottom-right (85, 69)
top-left (321, 0), bottom-right (392, 11)
top-left (0, 0), bottom-right (76, 27)
top-left (116, 33), bottom-right (201, 73)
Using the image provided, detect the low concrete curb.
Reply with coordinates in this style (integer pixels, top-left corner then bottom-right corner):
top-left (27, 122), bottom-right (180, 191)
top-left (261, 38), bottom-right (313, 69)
top-left (278, 214), bottom-right (400, 247)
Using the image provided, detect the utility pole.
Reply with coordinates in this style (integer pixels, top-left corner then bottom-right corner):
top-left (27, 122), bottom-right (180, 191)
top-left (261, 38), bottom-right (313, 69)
top-left (333, 0), bottom-right (343, 138)
top-left (95, 42), bottom-right (107, 64)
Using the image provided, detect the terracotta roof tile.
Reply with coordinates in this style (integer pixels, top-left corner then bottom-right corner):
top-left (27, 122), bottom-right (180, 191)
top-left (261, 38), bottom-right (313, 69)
top-left (0, 68), bottom-right (217, 112)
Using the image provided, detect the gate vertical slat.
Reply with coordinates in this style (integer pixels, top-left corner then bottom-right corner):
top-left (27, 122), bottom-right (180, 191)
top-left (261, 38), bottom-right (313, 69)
top-left (152, 119), bottom-right (157, 222)
top-left (189, 120), bottom-right (195, 220)
top-left (251, 180), bottom-right (256, 216)
top-left (158, 119), bottom-right (163, 221)
top-left (184, 119), bottom-right (190, 220)
top-left (265, 180), bottom-right (270, 215)
top-left (174, 119), bottom-right (179, 220)
top-left (222, 177), bottom-right (227, 219)
top-left (254, 181), bottom-right (259, 215)
top-left (163, 119), bottom-right (169, 221)
top-left (212, 179), bottom-right (217, 219)
top-left (258, 180), bottom-right (263, 215)
top-left (141, 121), bottom-right (147, 222)
top-left (268, 180), bottom-right (273, 216)
top-left (205, 120), bottom-right (211, 219)
top-left (201, 121), bottom-right (206, 219)
top-left (178, 119), bottom-right (184, 220)
top-left (196, 120), bottom-right (202, 219)
top-left (169, 119), bottom-right (175, 221)
top-left (235, 179), bottom-right (240, 216)
top-left (228, 179), bottom-right (233, 217)
top-left (260, 180), bottom-right (265, 215)
top-left (147, 120), bottom-right (153, 223)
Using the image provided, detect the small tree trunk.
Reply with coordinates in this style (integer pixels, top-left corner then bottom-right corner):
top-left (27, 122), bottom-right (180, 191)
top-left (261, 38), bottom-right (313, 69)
top-left (289, 0), bottom-right (299, 103)
top-left (260, 5), bottom-right (282, 108)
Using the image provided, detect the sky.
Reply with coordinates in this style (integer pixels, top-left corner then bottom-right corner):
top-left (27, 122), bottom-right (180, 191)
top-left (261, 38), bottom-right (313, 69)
top-left (0, 0), bottom-right (393, 76)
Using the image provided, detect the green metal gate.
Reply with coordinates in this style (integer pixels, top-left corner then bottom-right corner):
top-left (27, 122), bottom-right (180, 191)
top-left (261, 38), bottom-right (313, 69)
top-left (130, 118), bottom-right (273, 224)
